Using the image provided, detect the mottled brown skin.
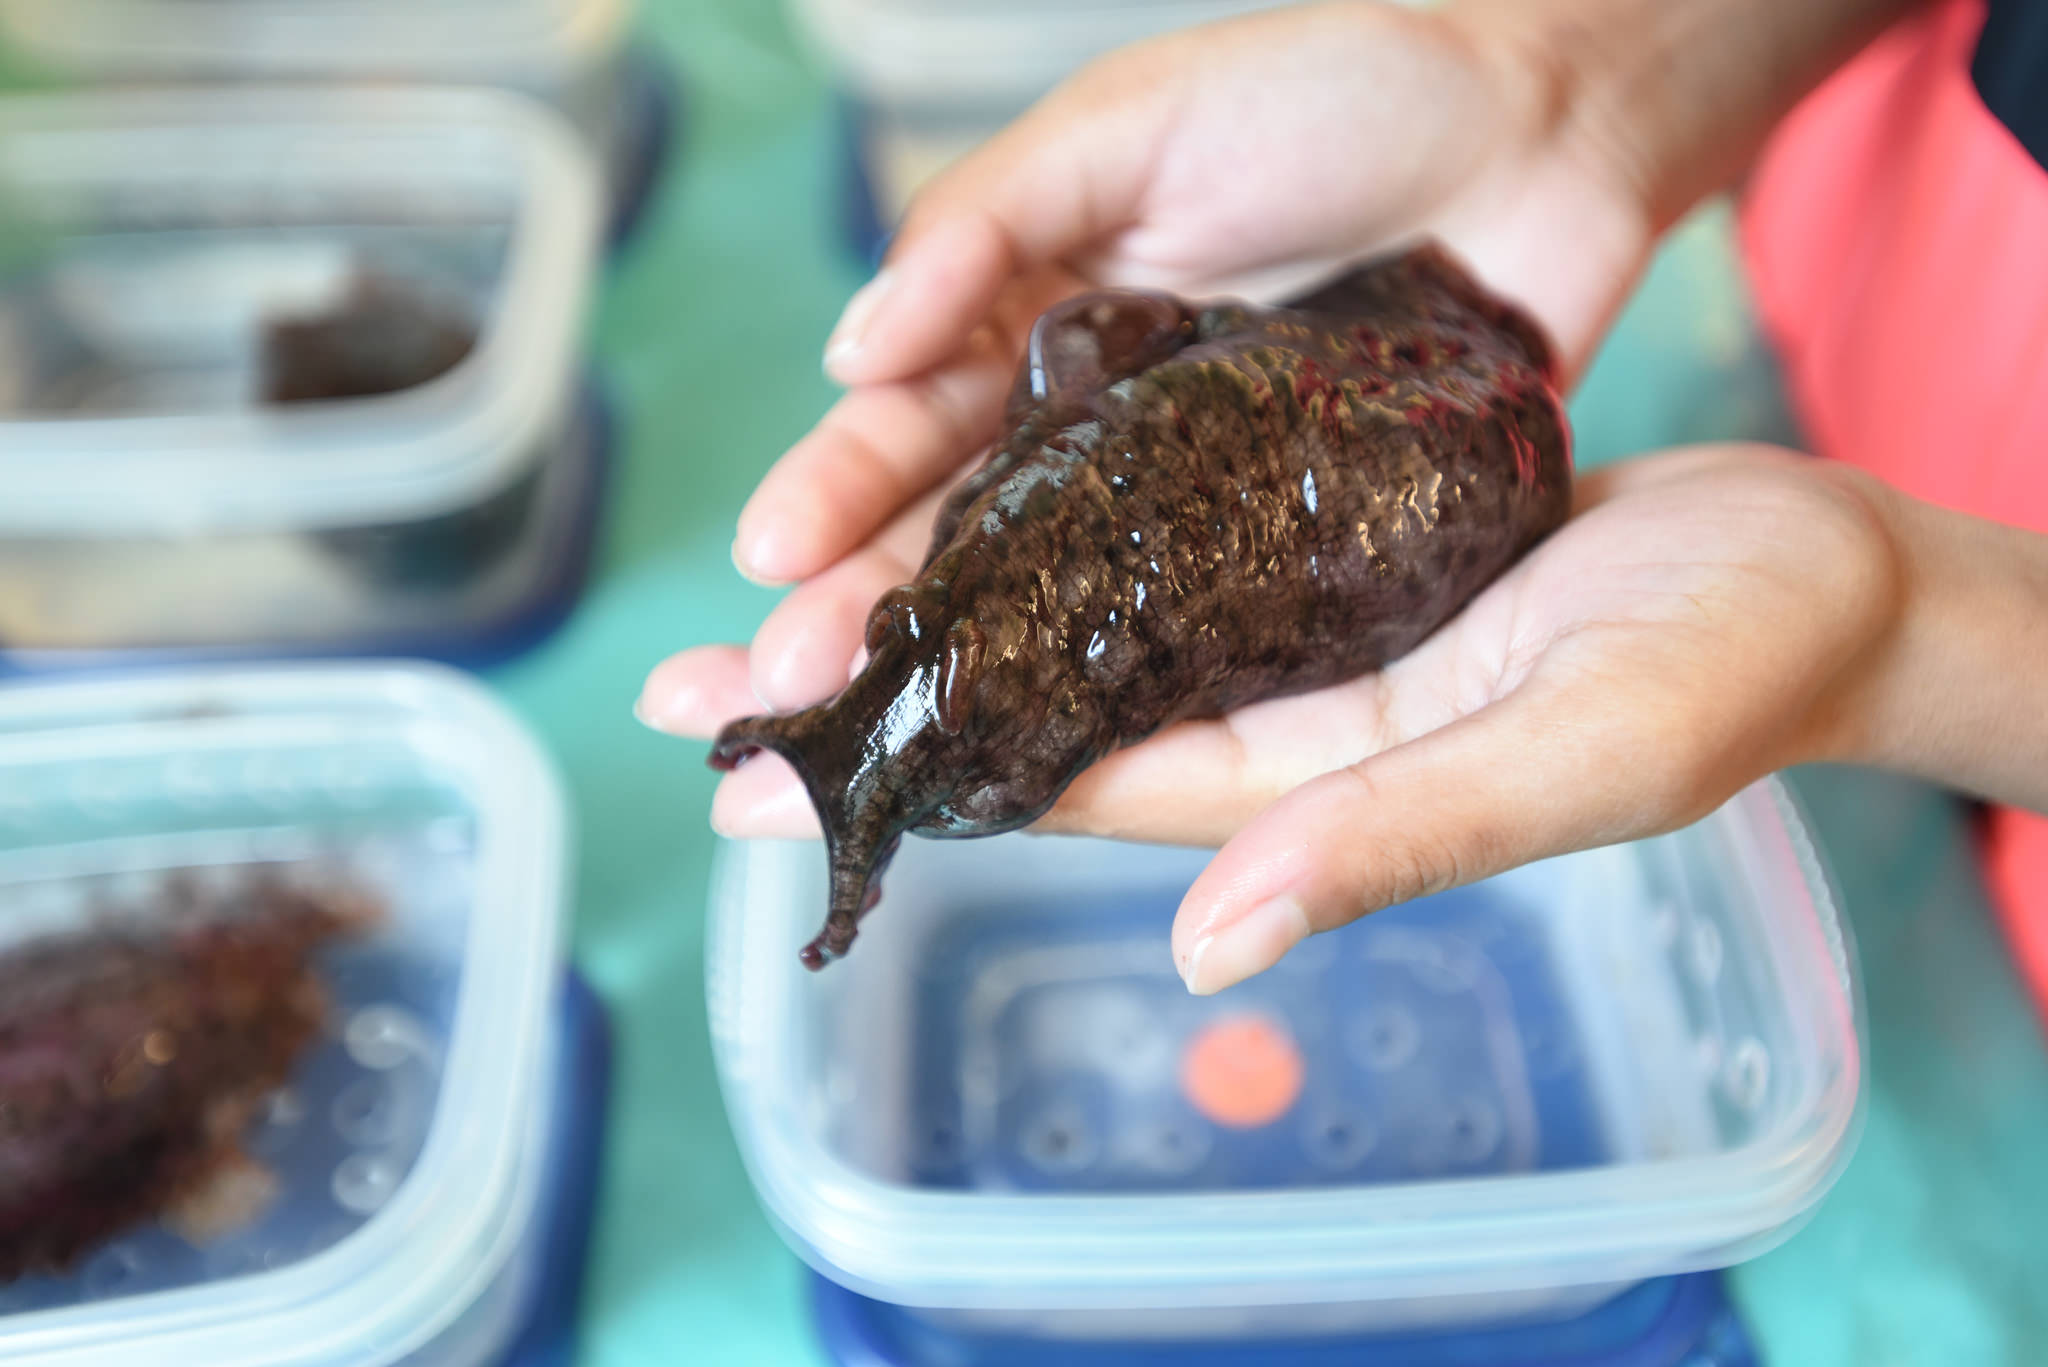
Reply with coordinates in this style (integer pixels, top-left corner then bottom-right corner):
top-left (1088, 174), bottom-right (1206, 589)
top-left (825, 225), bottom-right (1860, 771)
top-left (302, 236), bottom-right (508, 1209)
top-left (0, 877), bottom-right (374, 1281)
top-left (712, 243), bottom-right (1573, 970)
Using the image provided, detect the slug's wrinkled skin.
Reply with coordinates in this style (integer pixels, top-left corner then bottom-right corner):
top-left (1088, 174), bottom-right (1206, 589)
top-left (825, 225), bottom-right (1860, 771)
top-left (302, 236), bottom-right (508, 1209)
top-left (712, 243), bottom-right (1573, 970)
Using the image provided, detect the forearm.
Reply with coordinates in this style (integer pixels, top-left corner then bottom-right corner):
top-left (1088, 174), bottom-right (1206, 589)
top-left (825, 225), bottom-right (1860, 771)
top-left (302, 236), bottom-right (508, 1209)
top-left (1447, 0), bottom-right (1920, 230)
top-left (1826, 473), bottom-right (2048, 812)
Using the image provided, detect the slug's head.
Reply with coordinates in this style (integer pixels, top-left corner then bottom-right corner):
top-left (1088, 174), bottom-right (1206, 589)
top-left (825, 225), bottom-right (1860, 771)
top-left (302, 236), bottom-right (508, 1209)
top-left (709, 583), bottom-right (993, 970)
top-left (1005, 289), bottom-right (1199, 423)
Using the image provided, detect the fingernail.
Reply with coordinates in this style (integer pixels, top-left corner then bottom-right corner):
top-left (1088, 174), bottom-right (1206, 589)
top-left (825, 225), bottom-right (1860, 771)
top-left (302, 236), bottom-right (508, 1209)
top-left (712, 771), bottom-right (820, 839)
top-left (634, 685), bottom-right (700, 736)
top-left (758, 624), bottom-right (844, 711)
top-left (731, 535), bottom-right (784, 588)
top-left (823, 269), bottom-right (894, 374)
top-left (1179, 894), bottom-right (1312, 996)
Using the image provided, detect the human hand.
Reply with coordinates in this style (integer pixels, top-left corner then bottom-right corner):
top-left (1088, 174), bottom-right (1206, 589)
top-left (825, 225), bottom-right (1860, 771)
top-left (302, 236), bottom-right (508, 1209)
top-left (647, 445), bottom-right (1906, 994)
top-left (719, 0), bottom-right (1655, 600)
top-left (641, 0), bottom-right (1662, 842)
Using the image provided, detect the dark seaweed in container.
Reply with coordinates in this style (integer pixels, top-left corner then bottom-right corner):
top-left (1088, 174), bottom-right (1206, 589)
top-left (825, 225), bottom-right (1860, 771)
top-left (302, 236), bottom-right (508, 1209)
top-left (261, 273), bottom-right (542, 595)
top-left (0, 877), bottom-right (377, 1282)
top-left (259, 273), bottom-right (477, 404)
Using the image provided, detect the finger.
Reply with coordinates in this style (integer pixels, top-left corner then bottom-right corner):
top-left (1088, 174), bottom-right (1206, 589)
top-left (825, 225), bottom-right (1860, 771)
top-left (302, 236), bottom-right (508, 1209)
top-left (1036, 676), bottom-right (1400, 845)
top-left (737, 273), bottom-right (1073, 585)
top-left (1170, 672), bottom-right (1677, 995)
top-left (822, 214), bottom-right (1017, 386)
top-left (821, 56), bottom-right (1170, 385)
top-left (635, 645), bottom-right (760, 738)
top-left (710, 757), bottom-right (821, 840)
top-left (746, 490), bottom-right (942, 711)
top-left (1034, 593), bottom-right (1517, 844)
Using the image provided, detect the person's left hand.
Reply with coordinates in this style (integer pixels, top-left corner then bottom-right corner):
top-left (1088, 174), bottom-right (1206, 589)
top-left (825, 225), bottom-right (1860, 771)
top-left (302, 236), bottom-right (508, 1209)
top-left (642, 444), bottom-right (1902, 994)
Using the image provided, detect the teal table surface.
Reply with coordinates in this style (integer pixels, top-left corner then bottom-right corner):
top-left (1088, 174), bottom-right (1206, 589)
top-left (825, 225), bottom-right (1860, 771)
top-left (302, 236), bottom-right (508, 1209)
top-left (465, 5), bottom-right (2048, 1363)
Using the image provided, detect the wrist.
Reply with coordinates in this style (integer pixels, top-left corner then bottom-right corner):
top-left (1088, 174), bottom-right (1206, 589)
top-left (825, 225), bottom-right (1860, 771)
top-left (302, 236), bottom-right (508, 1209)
top-left (1444, 0), bottom-right (1916, 231)
top-left (1804, 466), bottom-right (2048, 811)
top-left (1782, 462), bottom-right (1916, 772)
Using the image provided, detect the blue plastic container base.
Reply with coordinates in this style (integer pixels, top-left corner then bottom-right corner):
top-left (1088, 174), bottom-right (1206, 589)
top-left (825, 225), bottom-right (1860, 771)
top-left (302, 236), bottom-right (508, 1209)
top-left (500, 969), bottom-right (613, 1367)
top-left (810, 1271), bottom-right (1758, 1367)
top-left (807, 875), bottom-right (1760, 1366)
top-left (604, 42), bottom-right (681, 256)
top-left (835, 98), bottom-right (891, 271)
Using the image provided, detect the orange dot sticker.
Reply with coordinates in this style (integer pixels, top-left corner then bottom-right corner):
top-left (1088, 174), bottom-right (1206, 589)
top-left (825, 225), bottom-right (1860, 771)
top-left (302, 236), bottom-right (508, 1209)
top-left (1179, 1014), bottom-right (1304, 1129)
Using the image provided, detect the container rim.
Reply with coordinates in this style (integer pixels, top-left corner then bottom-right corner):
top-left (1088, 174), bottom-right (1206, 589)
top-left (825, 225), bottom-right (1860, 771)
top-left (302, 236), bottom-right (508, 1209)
top-left (706, 777), bottom-right (1866, 1310)
top-left (0, 0), bottom-right (629, 80)
top-left (789, 0), bottom-right (1299, 106)
top-left (0, 662), bottom-right (570, 1367)
top-left (0, 85), bottom-right (601, 536)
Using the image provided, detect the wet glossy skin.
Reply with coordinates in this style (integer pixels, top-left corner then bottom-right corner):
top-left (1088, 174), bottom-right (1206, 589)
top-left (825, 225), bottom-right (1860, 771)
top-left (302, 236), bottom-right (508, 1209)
top-left (711, 243), bottom-right (1573, 970)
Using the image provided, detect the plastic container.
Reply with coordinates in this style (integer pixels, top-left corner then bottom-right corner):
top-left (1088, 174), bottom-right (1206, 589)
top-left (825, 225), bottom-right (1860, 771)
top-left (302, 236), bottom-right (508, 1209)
top-left (0, 86), bottom-right (604, 664)
top-left (499, 972), bottom-right (612, 1367)
top-left (810, 1268), bottom-right (1761, 1366)
top-left (0, 0), bottom-right (668, 242)
top-left (707, 779), bottom-right (1863, 1340)
top-left (0, 662), bottom-right (574, 1367)
top-left (793, 0), bottom-right (1299, 240)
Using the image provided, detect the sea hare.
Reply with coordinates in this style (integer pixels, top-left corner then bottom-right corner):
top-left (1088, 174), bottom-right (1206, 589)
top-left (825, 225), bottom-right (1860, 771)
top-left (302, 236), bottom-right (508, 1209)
top-left (0, 876), bottom-right (375, 1281)
top-left (712, 242), bottom-right (1573, 969)
top-left (261, 273), bottom-right (477, 404)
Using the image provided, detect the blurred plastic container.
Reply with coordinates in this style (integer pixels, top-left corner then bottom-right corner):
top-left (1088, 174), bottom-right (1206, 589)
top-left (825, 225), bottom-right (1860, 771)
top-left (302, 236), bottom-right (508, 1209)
top-left (792, 0), bottom-right (1301, 245)
top-left (707, 780), bottom-right (1863, 1342)
top-left (0, 0), bottom-right (670, 245)
top-left (0, 662), bottom-right (573, 1367)
top-left (0, 87), bottom-right (605, 667)
top-left (809, 1267), bottom-right (1764, 1366)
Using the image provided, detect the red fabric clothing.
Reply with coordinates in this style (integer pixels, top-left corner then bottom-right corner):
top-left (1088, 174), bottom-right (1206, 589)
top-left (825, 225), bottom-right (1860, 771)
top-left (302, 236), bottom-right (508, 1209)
top-left (1739, 0), bottom-right (2048, 1022)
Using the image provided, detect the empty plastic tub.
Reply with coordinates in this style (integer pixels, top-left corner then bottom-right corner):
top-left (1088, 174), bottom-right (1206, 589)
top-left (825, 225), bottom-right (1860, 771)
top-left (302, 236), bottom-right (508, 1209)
top-left (0, 662), bottom-right (573, 1367)
top-left (707, 779), bottom-right (1863, 1340)
top-left (0, 87), bottom-right (604, 667)
top-left (792, 0), bottom-right (1298, 248)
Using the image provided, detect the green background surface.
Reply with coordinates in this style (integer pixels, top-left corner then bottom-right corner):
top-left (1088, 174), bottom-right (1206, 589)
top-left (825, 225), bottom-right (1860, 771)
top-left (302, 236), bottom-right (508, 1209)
top-left (517, 5), bottom-right (2048, 1364)
top-left (11, 1), bottom-right (2047, 1362)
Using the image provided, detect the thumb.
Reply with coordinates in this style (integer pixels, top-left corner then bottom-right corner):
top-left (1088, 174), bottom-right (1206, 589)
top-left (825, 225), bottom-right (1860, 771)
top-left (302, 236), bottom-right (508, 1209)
top-left (1170, 677), bottom-right (1692, 995)
top-left (821, 55), bottom-right (1172, 386)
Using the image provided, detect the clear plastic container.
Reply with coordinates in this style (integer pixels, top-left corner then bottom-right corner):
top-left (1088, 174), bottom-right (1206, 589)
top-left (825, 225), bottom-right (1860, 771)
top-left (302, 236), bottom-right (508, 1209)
top-left (792, 0), bottom-right (1300, 228)
top-left (0, 0), bottom-right (632, 150)
top-left (0, 0), bottom-right (667, 245)
top-left (0, 662), bottom-right (572, 1367)
top-left (707, 779), bottom-right (1864, 1339)
top-left (0, 86), bottom-right (602, 661)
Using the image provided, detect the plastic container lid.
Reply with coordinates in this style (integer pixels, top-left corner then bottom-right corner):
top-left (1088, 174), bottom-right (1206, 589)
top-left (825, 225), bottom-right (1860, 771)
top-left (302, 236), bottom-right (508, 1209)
top-left (0, 663), bottom-right (569, 1367)
top-left (790, 0), bottom-right (1301, 107)
top-left (0, 0), bottom-right (629, 87)
top-left (0, 85), bottom-right (600, 537)
top-left (706, 779), bottom-right (1863, 1318)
